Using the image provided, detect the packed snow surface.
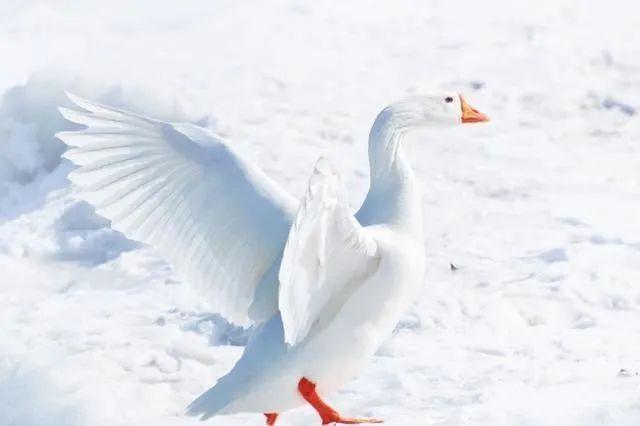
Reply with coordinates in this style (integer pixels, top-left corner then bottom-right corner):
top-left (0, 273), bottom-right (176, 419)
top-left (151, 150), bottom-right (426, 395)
top-left (1, 0), bottom-right (640, 425)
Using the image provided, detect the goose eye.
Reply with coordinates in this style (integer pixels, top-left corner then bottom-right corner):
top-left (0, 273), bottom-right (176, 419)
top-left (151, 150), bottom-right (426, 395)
top-left (445, 97), bottom-right (454, 103)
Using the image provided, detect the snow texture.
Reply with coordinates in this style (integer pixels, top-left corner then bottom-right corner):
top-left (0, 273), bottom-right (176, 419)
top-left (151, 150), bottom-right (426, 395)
top-left (1, 0), bottom-right (640, 425)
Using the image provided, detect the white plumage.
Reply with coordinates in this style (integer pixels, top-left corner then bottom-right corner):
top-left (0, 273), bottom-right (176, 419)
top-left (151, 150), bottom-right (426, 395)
top-left (279, 158), bottom-right (378, 346)
top-left (57, 91), bottom-right (489, 424)
top-left (58, 94), bottom-right (295, 326)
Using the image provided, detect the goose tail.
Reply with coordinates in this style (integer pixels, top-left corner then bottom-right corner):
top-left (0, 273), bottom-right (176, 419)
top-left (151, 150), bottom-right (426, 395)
top-left (186, 378), bottom-right (238, 421)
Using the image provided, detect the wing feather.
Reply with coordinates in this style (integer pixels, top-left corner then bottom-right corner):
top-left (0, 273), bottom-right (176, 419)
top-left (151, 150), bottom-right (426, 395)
top-left (57, 94), bottom-right (297, 325)
top-left (278, 158), bottom-right (379, 346)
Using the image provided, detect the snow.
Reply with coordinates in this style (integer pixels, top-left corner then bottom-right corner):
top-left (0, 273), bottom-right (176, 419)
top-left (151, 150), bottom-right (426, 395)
top-left (1, 0), bottom-right (640, 424)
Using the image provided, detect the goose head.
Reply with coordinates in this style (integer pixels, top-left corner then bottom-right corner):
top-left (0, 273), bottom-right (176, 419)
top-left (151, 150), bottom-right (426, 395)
top-left (367, 92), bottom-right (490, 182)
top-left (381, 92), bottom-right (490, 131)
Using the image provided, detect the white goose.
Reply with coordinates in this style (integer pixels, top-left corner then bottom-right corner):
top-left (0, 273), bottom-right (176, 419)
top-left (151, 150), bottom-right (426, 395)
top-left (57, 92), bottom-right (489, 425)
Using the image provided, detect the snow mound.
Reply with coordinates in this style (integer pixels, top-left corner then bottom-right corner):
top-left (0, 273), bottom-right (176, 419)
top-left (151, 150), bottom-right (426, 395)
top-left (0, 76), bottom-right (70, 183)
top-left (0, 367), bottom-right (84, 426)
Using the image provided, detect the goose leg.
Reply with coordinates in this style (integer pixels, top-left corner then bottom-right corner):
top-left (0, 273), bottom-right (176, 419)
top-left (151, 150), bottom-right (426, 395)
top-left (297, 377), bottom-right (383, 425)
top-left (264, 413), bottom-right (279, 425)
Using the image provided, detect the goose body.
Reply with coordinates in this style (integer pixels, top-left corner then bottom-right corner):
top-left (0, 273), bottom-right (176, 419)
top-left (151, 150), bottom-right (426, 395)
top-left (192, 223), bottom-right (425, 417)
top-left (57, 92), bottom-right (488, 424)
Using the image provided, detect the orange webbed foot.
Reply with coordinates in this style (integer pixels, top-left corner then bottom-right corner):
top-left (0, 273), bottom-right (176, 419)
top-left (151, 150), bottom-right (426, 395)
top-left (323, 416), bottom-right (383, 424)
top-left (264, 412), bottom-right (279, 425)
top-left (297, 377), bottom-right (383, 425)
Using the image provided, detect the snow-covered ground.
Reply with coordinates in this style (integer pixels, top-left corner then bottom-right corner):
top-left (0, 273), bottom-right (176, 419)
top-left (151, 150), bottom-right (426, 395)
top-left (1, 0), bottom-right (640, 424)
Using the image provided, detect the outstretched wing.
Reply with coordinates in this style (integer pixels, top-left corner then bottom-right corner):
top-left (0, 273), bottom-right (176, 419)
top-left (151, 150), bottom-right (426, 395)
top-left (57, 94), bottom-right (296, 326)
top-left (278, 158), bottom-right (379, 346)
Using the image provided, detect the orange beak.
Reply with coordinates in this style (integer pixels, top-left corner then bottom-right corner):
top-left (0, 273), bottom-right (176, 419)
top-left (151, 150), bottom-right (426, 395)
top-left (460, 95), bottom-right (490, 123)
